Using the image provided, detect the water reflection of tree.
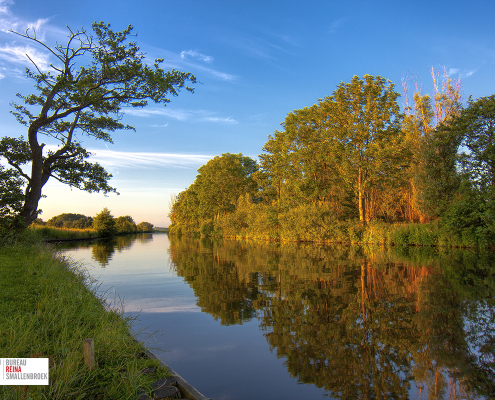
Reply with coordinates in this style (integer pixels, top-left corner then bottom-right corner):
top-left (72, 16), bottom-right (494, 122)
top-left (169, 237), bottom-right (259, 325)
top-left (256, 262), bottom-right (419, 398)
top-left (135, 232), bottom-right (153, 244)
top-left (91, 239), bottom-right (116, 267)
top-left (169, 237), bottom-right (495, 399)
top-left (89, 234), bottom-right (154, 266)
top-left (114, 235), bottom-right (135, 252)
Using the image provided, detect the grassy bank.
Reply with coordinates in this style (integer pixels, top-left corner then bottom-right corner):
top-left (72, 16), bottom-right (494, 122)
top-left (29, 225), bottom-right (157, 240)
top-left (29, 224), bottom-right (99, 240)
top-left (0, 232), bottom-right (169, 399)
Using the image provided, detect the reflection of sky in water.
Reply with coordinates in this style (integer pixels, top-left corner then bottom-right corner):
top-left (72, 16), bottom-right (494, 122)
top-left (60, 235), bottom-right (331, 400)
top-left (465, 301), bottom-right (495, 368)
top-left (123, 297), bottom-right (200, 313)
top-left (61, 234), bottom-right (329, 400)
top-left (59, 235), bottom-right (491, 400)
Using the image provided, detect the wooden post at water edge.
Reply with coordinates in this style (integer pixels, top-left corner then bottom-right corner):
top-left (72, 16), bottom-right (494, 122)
top-left (84, 338), bottom-right (95, 370)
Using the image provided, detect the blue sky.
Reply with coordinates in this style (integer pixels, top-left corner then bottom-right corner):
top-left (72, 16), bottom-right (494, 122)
top-left (1, 0), bottom-right (495, 226)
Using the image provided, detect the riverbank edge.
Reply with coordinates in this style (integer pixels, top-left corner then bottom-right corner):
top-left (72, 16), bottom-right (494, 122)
top-left (171, 220), bottom-right (495, 249)
top-left (28, 225), bottom-right (157, 242)
top-left (0, 237), bottom-right (211, 399)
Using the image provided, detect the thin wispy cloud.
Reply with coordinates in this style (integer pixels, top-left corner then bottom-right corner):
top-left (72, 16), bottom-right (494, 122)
top-left (124, 107), bottom-right (238, 124)
top-left (178, 50), bottom-right (239, 81)
top-left (226, 35), bottom-right (276, 60)
top-left (221, 33), bottom-right (296, 70)
top-left (0, 1), bottom-right (68, 78)
top-left (447, 67), bottom-right (477, 78)
top-left (0, 3), bottom-right (235, 83)
top-left (40, 144), bottom-right (212, 170)
top-left (0, 0), bottom-right (13, 14)
top-left (5, 147), bottom-right (212, 176)
top-left (124, 108), bottom-right (190, 121)
top-left (329, 18), bottom-right (346, 34)
top-left (269, 32), bottom-right (299, 47)
top-left (0, 44), bottom-right (51, 70)
top-left (180, 50), bottom-right (213, 63)
top-left (158, 56), bottom-right (237, 82)
top-left (87, 149), bottom-right (212, 169)
top-left (448, 68), bottom-right (460, 76)
top-left (1, 1), bottom-right (236, 89)
top-left (0, 0), bottom-right (51, 38)
top-left (145, 45), bottom-right (236, 82)
top-left (193, 64), bottom-right (237, 81)
top-left (203, 116), bottom-right (237, 124)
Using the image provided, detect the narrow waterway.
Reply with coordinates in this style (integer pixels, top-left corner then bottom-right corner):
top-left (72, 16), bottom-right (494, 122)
top-left (58, 233), bottom-right (495, 400)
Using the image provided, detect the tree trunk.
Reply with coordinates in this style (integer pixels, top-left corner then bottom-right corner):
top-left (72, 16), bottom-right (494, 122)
top-left (358, 167), bottom-right (366, 223)
top-left (19, 126), bottom-right (44, 227)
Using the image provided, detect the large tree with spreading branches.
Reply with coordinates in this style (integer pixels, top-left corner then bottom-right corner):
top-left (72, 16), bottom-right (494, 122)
top-left (0, 22), bottom-right (196, 226)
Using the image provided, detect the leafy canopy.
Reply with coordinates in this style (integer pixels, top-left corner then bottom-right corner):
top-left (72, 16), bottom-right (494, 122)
top-left (0, 22), bottom-right (196, 226)
top-left (92, 207), bottom-right (116, 237)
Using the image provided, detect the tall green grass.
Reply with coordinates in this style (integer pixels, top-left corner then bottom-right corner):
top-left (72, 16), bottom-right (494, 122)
top-left (29, 224), bottom-right (98, 240)
top-left (0, 237), bottom-right (169, 399)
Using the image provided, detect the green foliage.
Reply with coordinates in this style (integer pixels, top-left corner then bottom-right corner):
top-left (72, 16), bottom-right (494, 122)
top-left (169, 74), bottom-right (495, 247)
top-left (243, 203), bottom-right (279, 240)
top-left (29, 225), bottom-right (98, 240)
top-left (195, 153), bottom-right (259, 218)
top-left (387, 223), bottom-right (439, 246)
top-left (440, 188), bottom-right (495, 247)
top-left (114, 215), bottom-right (137, 234)
top-left (326, 75), bottom-right (405, 222)
top-left (47, 213), bottom-right (94, 229)
top-left (169, 153), bottom-right (259, 236)
top-left (0, 165), bottom-right (25, 233)
top-left (428, 94), bottom-right (495, 247)
top-left (258, 75), bottom-right (407, 223)
top-left (200, 219), bottom-right (215, 237)
top-left (457, 94), bottom-right (495, 195)
top-left (361, 220), bottom-right (391, 244)
top-left (347, 220), bottom-right (365, 244)
top-left (278, 203), bottom-right (347, 243)
top-left (215, 196), bottom-right (279, 240)
top-left (418, 123), bottom-right (463, 218)
top-left (1, 22), bottom-right (196, 226)
top-left (92, 207), bottom-right (116, 237)
top-left (137, 221), bottom-right (154, 232)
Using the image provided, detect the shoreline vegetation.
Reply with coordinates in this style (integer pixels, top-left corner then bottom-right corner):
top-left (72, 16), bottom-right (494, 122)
top-left (0, 231), bottom-right (170, 399)
top-left (168, 74), bottom-right (495, 250)
top-left (170, 215), bottom-right (494, 249)
top-left (21, 211), bottom-right (157, 242)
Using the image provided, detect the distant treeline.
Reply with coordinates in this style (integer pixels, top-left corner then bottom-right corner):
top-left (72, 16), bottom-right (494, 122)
top-left (34, 209), bottom-right (154, 237)
top-left (169, 72), bottom-right (495, 247)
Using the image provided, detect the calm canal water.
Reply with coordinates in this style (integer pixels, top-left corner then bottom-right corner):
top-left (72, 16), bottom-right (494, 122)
top-left (58, 233), bottom-right (495, 400)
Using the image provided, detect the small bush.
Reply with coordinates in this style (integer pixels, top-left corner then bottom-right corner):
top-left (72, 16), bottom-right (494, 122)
top-left (93, 208), bottom-right (116, 238)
